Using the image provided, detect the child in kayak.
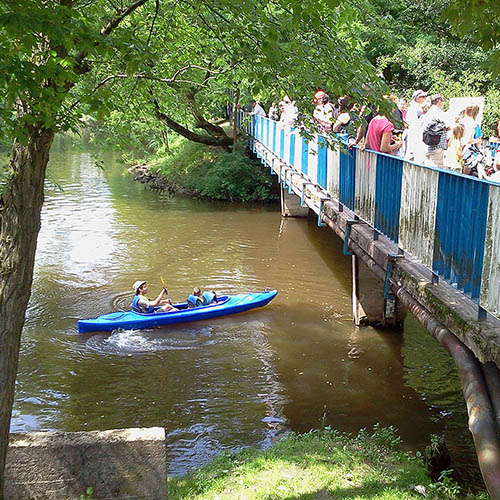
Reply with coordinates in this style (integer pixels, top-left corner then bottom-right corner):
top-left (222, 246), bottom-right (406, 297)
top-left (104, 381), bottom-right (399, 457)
top-left (187, 287), bottom-right (218, 308)
top-left (132, 280), bottom-right (178, 313)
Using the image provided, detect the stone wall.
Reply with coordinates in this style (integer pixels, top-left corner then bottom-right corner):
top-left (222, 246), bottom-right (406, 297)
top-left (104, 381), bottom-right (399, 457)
top-left (5, 427), bottom-right (167, 499)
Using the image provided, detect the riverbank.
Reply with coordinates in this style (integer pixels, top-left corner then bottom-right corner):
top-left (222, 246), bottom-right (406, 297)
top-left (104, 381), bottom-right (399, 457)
top-left (167, 427), bottom-right (487, 500)
top-left (127, 136), bottom-right (278, 202)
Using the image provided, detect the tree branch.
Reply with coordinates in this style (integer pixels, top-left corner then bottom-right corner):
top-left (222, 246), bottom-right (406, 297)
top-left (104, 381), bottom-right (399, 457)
top-left (101, 0), bottom-right (151, 35)
top-left (198, 13), bottom-right (234, 56)
top-left (146, 0), bottom-right (160, 45)
top-left (74, 0), bottom-right (152, 74)
top-left (185, 90), bottom-right (229, 139)
top-left (152, 97), bottom-right (231, 149)
top-left (67, 72), bottom-right (208, 111)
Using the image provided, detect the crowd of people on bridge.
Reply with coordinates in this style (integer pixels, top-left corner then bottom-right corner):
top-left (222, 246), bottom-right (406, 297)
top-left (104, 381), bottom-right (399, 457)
top-left (247, 89), bottom-right (500, 179)
top-left (250, 96), bottom-right (298, 127)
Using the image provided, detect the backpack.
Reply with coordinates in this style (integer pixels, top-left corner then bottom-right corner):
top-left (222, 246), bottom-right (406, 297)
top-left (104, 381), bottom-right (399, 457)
top-left (422, 119), bottom-right (446, 146)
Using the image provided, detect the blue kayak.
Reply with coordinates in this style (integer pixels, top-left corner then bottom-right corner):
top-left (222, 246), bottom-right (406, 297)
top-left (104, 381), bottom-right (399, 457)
top-left (77, 290), bottom-right (278, 333)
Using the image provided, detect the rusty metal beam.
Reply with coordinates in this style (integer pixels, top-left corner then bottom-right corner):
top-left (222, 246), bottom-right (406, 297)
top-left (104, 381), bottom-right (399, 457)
top-left (395, 287), bottom-right (500, 500)
top-left (482, 362), bottom-right (500, 434)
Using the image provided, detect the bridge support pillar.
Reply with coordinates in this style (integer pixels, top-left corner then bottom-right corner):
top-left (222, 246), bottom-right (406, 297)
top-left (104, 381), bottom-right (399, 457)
top-left (280, 186), bottom-right (309, 217)
top-left (352, 255), bottom-right (406, 328)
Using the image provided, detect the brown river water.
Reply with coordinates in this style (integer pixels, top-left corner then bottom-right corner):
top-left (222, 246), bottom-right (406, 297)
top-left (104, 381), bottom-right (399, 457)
top-left (13, 138), bottom-right (482, 487)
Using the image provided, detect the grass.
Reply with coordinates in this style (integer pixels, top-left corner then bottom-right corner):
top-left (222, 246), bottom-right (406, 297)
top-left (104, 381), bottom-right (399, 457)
top-left (167, 426), bottom-right (488, 500)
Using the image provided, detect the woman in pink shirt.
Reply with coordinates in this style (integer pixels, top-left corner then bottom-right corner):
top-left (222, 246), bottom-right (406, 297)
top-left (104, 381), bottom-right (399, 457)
top-left (366, 115), bottom-right (402, 154)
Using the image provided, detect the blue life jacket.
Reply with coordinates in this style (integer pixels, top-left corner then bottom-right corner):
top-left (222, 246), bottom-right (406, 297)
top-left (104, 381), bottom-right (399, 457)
top-left (187, 295), bottom-right (203, 308)
top-left (202, 291), bottom-right (216, 305)
top-left (186, 292), bottom-right (216, 308)
top-left (131, 295), bottom-right (155, 313)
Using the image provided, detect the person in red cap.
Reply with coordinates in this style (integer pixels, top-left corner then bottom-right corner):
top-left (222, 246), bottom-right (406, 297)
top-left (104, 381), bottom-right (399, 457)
top-left (313, 89), bottom-right (326, 103)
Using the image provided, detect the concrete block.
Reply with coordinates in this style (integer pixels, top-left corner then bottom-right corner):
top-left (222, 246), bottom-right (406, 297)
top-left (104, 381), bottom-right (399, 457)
top-left (5, 427), bottom-right (166, 500)
top-left (281, 186), bottom-right (309, 217)
top-left (352, 254), bottom-right (386, 326)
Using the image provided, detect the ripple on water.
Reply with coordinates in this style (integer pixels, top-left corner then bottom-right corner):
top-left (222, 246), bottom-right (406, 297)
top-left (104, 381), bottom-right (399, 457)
top-left (111, 291), bottom-right (134, 312)
top-left (85, 326), bottom-right (216, 356)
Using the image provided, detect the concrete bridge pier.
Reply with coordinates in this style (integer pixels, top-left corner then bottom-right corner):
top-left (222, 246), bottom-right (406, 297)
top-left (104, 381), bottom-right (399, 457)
top-left (281, 186), bottom-right (309, 217)
top-left (352, 255), bottom-right (406, 328)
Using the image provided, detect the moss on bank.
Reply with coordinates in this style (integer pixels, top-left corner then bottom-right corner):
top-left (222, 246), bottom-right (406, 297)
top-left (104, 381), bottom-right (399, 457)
top-left (136, 136), bottom-right (277, 202)
top-left (168, 426), bottom-right (487, 500)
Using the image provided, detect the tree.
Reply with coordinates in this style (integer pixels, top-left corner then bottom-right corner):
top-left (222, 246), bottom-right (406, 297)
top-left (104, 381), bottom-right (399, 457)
top-left (359, 0), bottom-right (490, 91)
top-left (0, 2), bottom-right (154, 496)
top-left (0, 1), bottom-right (383, 496)
top-left (443, 0), bottom-right (500, 75)
top-left (77, 0), bottom-right (388, 153)
top-left (347, 0), bottom-right (500, 135)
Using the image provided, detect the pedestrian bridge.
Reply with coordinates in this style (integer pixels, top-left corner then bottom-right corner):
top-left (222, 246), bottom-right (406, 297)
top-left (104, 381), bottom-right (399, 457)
top-left (239, 111), bottom-right (500, 363)
top-left (238, 110), bottom-right (500, 498)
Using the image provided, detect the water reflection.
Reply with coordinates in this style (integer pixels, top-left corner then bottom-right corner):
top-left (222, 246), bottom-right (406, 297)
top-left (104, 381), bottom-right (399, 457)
top-left (12, 138), bottom-right (481, 485)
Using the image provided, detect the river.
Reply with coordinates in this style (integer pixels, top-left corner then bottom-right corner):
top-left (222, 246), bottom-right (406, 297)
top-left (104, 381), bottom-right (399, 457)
top-left (12, 138), bottom-right (481, 487)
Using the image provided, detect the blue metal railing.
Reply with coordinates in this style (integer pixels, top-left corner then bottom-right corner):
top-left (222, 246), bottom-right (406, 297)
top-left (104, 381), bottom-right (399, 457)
top-left (301, 135), bottom-right (309, 175)
top-left (239, 111), bottom-right (500, 314)
top-left (433, 172), bottom-right (489, 299)
top-left (339, 148), bottom-right (356, 210)
top-left (374, 154), bottom-right (403, 244)
top-left (317, 136), bottom-right (328, 189)
top-left (289, 128), bottom-right (296, 167)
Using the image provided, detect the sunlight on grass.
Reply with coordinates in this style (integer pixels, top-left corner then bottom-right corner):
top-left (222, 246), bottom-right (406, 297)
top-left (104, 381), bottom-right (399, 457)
top-left (168, 427), bottom-right (488, 500)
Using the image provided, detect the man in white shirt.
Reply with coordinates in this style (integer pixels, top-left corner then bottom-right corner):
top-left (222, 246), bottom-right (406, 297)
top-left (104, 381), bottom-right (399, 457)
top-left (250, 100), bottom-right (266, 117)
top-left (405, 89), bottom-right (427, 163)
top-left (278, 95), bottom-right (297, 126)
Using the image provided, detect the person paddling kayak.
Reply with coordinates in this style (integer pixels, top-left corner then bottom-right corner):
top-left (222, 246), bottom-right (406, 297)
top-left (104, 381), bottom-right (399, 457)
top-left (131, 280), bottom-right (178, 313)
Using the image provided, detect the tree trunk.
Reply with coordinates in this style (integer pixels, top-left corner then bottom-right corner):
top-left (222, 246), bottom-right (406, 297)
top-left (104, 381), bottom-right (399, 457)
top-left (232, 88), bottom-right (240, 146)
top-left (0, 128), bottom-right (54, 498)
top-left (154, 106), bottom-right (232, 149)
top-left (185, 91), bottom-right (229, 140)
top-left (152, 96), bottom-right (232, 149)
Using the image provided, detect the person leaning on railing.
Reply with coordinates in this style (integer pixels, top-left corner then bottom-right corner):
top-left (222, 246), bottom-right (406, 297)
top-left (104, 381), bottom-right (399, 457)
top-left (365, 112), bottom-right (402, 154)
top-left (352, 105), bottom-right (375, 147)
top-left (278, 95), bottom-right (298, 127)
top-left (332, 96), bottom-right (355, 134)
top-left (312, 90), bottom-right (336, 133)
top-left (445, 124), bottom-right (465, 171)
top-left (250, 100), bottom-right (266, 117)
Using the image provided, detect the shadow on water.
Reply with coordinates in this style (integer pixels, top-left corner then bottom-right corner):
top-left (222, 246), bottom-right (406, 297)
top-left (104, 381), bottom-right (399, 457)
top-left (272, 213), bottom-right (482, 489)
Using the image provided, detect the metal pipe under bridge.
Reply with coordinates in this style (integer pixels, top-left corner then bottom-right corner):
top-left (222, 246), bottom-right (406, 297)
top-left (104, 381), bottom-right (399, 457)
top-left (238, 111), bottom-right (500, 499)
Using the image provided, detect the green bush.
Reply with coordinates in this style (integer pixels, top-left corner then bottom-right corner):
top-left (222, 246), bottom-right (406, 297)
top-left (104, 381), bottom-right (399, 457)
top-left (183, 145), bottom-right (276, 202)
top-left (148, 138), bottom-right (277, 203)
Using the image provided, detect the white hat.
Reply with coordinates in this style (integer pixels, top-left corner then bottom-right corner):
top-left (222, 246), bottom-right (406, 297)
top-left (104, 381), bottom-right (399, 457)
top-left (133, 280), bottom-right (146, 293)
top-left (412, 89), bottom-right (427, 100)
